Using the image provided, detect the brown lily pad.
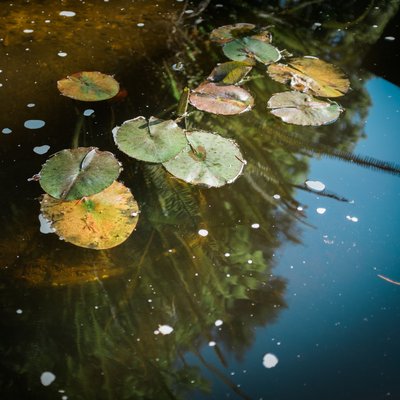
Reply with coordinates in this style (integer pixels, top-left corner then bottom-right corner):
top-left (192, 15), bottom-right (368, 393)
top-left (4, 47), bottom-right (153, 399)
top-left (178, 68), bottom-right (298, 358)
top-left (189, 82), bottom-right (254, 115)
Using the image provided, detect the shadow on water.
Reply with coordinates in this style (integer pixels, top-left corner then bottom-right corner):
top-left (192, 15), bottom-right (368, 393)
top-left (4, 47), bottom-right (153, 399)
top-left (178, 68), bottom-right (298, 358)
top-left (0, 1), bottom-right (399, 399)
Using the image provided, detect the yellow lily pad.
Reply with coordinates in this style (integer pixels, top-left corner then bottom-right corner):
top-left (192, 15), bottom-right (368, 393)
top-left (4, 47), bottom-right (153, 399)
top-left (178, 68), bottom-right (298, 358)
top-left (40, 181), bottom-right (139, 249)
top-left (267, 57), bottom-right (350, 98)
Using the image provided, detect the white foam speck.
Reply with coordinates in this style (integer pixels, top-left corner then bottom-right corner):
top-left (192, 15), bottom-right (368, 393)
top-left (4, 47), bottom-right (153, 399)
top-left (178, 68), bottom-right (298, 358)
top-left (23, 29), bottom-right (34, 33)
top-left (57, 51), bottom-right (67, 57)
top-left (384, 36), bottom-right (395, 41)
top-left (83, 109), bottom-right (95, 116)
top-left (251, 223), bottom-right (260, 229)
top-left (27, 103), bottom-right (35, 108)
top-left (16, 309), bottom-right (23, 314)
top-left (224, 252), bottom-right (230, 257)
top-left (262, 353), bottom-right (279, 368)
top-left (158, 325), bottom-right (173, 335)
top-left (24, 120), bottom-right (45, 129)
top-left (297, 206), bottom-right (303, 211)
top-left (184, 9), bottom-right (194, 14)
top-left (59, 11), bottom-right (76, 17)
top-left (316, 207), bottom-right (326, 214)
top-left (2, 128), bottom-right (12, 134)
top-left (214, 319), bottom-right (223, 327)
top-left (39, 214), bottom-right (55, 234)
top-left (33, 145), bottom-right (50, 155)
top-left (137, 23), bottom-right (145, 27)
top-left (273, 194), bottom-right (281, 199)
top-left (198, 229), bottom-right (208, 237)
top-left (305, 180), bottom-right (325, 191)
top-left (208, 341), bottom-right (216, 347)
top-left (40, 371), bottom-right (56, 386)
top-left (346, 215), bottom-right (359, 222)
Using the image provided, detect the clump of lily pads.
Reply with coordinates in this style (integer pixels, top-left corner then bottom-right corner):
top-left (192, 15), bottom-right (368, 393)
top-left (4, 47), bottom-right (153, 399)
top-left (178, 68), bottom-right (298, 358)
top-left (34, 22), bottom-right (351, 250)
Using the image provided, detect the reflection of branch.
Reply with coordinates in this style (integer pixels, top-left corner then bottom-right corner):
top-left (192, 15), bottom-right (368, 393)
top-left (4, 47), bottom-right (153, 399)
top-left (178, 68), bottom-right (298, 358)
top-left (294, 184), bottom-right (351, 203)
top-left (270, 128), bottom-right (400, 176)
top-left (194, 349), bottom-right (252, 400)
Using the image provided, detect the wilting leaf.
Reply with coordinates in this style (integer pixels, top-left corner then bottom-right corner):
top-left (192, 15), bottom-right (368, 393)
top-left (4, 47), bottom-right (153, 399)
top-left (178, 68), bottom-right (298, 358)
top-left (57, 71), bottom-right (120, 101)
top-left (163, 130), bottom-right (246, 187)
top-left (40, 181), bottom-right (139, 249)
top-left (267, 91), bottom-right (343, 126)
top-left (39, 147), bottom-right (122, 200)
top-left (267, 57), bottom-right (350, 97)
top-left (210, 23), bottom-right (256, 44)
top-left (189, 82), bottom-right (254, 115)
top-left (208, 61), bottom-right (253, 85)
top-left (223, 37), bottom-right (281, 64)
top-left (113, 116), bottom-right (187, 163)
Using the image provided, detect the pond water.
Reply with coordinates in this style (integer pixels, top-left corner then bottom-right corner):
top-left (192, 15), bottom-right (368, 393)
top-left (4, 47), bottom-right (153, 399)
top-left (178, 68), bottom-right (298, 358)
top-left (1, 1), bottom-right (399, 399)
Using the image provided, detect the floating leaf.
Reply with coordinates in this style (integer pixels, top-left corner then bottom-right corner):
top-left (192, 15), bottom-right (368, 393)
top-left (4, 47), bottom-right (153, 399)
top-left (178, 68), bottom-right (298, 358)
top-left (207, 61), bottom-right (253, 85)
top-left (113, 116), bottom-right (187, 163)
top-left (210, 23), bottom-right (256, 44)
top-left (39, 147), bottom-right (121, 200)
top-left (163, 130), bottom-right (246, 187)
top-left (40, 181), bottom-right (139, 249)
top-left (57, 71), bottom-right (120, 101)
top-left (267, 57), bottom-right (350, 97)
top-left (267, 91), bottom-right (343, 126)
top-left (189, 82), bottom-right (254, 115)
top-left (223, 37), bottom-right (281, 64)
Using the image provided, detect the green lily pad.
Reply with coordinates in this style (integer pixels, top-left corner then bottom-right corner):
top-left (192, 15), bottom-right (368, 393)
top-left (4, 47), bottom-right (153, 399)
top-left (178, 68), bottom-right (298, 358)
top-left (163, 130), bottom-right (246, 187)
top-left (57, 71), bottom-right (120, 101)
top-left (40, 181), bottom-right (139, 250)
top-left (267, 91), bottom-right (343, 126)
top-left (113, 116), bottom-right (187, 163)
top-left (39, 147), bottom-right (122, 200)
top-left (189, 82), bottom-right (254, 115)
top-left (207, 61), bottom-right (253, 85)
top-left (223, 37), bottom-right (281, 64)
top-left (267, 57), bottom-right (350, 97)
top-left (210, 23), bottom-right (256, 44)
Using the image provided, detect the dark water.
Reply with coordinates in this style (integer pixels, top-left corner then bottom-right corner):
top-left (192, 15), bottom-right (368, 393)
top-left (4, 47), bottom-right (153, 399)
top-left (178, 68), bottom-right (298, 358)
top-left (1, 1), bottom-right (399, 399)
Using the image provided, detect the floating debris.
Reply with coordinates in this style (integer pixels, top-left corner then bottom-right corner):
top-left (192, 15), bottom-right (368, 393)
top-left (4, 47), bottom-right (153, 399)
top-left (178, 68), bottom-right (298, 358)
top-left (40, 372), bottom-right (56, 386)
top-left (262, 353), bottom-right (279, 368)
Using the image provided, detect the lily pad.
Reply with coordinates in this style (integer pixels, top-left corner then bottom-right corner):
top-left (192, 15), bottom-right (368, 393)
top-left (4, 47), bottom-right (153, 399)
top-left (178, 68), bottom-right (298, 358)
top-left (189, 82), bottom-right (254, 115)
top-left (39, 147), bottom-right (122, 200)
top-left (113, 116), bottom-right (187, 163)
top-left (207, 61), bottom-right (253, 85)
top-left (163, 130), bottom-right (246, 187)
top-left (210, 23), bottom-right (256, 44)
top-left (267, 91), bottom-right (343, 126)
top-left (267, 57), bottom-right (350, 97)
top-left (223, 37), bottom-right (281, 64)
top-left (57, 71), bottom-right (120, 101)
top-left (40, 181), bottom-right (139, 249)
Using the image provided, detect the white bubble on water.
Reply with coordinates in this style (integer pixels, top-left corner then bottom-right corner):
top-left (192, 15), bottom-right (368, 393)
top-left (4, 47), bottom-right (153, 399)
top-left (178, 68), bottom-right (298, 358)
top-left (305, 180), bottom-right (325, 191)
top-left (40, 371), bottom-right (56, 386)
top-left (198, 229), bottom-right (208, 237)
top-left (316, 207), bottom-right (326, 215)
top-left (262, 353), bottom-right (279, 368)
top-left (59, 11), bottom-right (76, 17)
top-left (214, 319), bottom-right (223, 327)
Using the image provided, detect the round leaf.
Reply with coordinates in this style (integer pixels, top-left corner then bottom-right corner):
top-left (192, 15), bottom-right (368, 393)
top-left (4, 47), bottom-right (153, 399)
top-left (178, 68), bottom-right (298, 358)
top-left (210, 23), bottom-right (256, 44)
top-left (267, 91), bottom-right (343, 126)
top-left (113, 116), bottom-right (187, 163)
top-left (189, 82), bottom-right (254, 115)
top-left (223, 37), bottom-right (281, 64)
top-left (267, 57), bottom-right (350, 97)
top-left (208, 61), bottom-right (253, 85)
top-left (40, 181), bottom-right (139, 250)
top-left (39, 147), bottom-right (122, 200)
top-left (163, 130), bottom-right (246, 188)
top-left (57, 71), bottom-right (120, 101)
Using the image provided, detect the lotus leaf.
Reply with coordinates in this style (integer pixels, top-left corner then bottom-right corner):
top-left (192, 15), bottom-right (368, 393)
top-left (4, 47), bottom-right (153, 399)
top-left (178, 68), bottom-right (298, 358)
top-left (39, 147), bottom-right (122, 200)
top-left (113, 116), bottom-right (187, 163)
top-left (207, 61), bottom-right (253, 85)
top-left (267, 57), bottom-right (350, 97)
top-left (57, 71), bottom-right (120, 101)
top-left (189, 82), bottom-right (254, 115)
top-left (163, 130), bottom-right (246, 187)
top-left (267, 91), bottom-right (343, 126)
top-left (223, 37), bottom-right (281, 64)
top-left (40, 181), bottom-right (139, 249)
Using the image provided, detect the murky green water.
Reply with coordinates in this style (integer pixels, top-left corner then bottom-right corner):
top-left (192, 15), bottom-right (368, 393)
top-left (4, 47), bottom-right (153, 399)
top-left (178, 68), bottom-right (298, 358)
top-left (1, 1), bottom-right (400, 399)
